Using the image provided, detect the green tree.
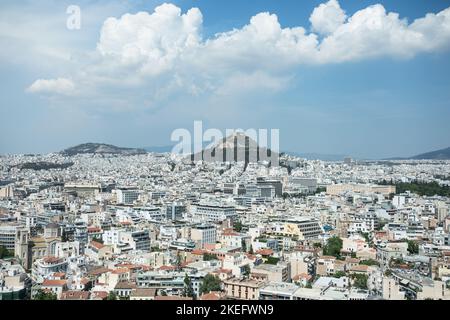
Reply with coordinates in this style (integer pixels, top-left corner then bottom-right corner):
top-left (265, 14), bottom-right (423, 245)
top-left (200, 274), bottom-right (222, 295)
top-left (0, 245), bottom-right (14, 259)
top-left (107, 291), bottom-right (118, 300)
top-left (264, 257), bottom-right (280, 265)
top-left (376, 221), bottom-right (387, 231)
top-left (381, 180), bottom-right (450, 197)
top-left (233, 221), bottom-right (243, 232)
top-left (92, 236), bottom-right (103, 244)
top-left (315, 187), bottom-right (326, 194)
top-left (241, 239), bottom-right (247, 252)
top-left (323, 236), bottom-right (343, 258)
top-left (360, 259), bottom-right (380, 266)
top-left (351, 274), bottom-right (368, 290)
top-left (61, 230), bottom-right (69, 242)
top-left (175, 252), bottom-right (183, 271)
top-left (332, 271), bottom-right (347, 278)
top-left (203, 253), bottom-right (218, 261)
top-left (182, 273), bottom-right (195, 299)
top-left (34, 289), bottom-right (57, 300)
top-left (242, 265), bottom-right (251, 279)
top-left (406, 240), bottom-right (419, 254)
top-left (360, 232), bottom-right (371, 244)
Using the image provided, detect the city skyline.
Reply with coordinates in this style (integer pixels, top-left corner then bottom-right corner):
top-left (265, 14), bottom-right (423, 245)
top-left (1, 0), bottom-right (450, 158)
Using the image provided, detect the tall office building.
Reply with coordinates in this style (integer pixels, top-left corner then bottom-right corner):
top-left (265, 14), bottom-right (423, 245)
top-left (166, 203), bottom-right (186, 221)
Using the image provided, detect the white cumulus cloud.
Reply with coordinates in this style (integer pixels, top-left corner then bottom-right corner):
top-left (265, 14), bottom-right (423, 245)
top-left (27, 78), bottom-right (75, 95)
top-left (27, 1), bottom-right (450, 106)
top-left (310, 0), bottom-right (347, 35)
top-left (317, 4), bottom-right (450, 63)
top-left (97, 3), bottom-right (202, 76)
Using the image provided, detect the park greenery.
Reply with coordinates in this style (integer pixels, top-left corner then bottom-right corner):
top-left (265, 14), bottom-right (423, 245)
top-left (264, 256), bottom-right (280, 265)
top-left (199, 274), bottom-right (222, 295)
top-left (360, 259), bottom-right (380, 266)
top-left (406, 239), bottom-right (419, 254)
top-left (33, 289), bottom-right (57, 300)
top-left (0, 245), bottom-right (14, 259)
top-left (379, 179), bottom-right (450, 197)
top-left (332, 271), bottom-right (347, 278)
top-left (323, 236), bottom-right (343, 258)
top-left (203, 253), bottom-right (218, 261)
top-left (107, 291), bottom-right (118, 300)
top-left (233, 221), bottom-right (243, 232)
top-left (351, 274), bottom-right (368, 290)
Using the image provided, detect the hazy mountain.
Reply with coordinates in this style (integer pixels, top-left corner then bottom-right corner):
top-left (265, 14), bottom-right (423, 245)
top-left (191, 132), bottom-right (278, 163)
top-left (386, 147), bottom-right (450, 160)
top-left (409, 147), bottom-right (450, 160)
top-left (61, 143), bottom-right (147, 156)
top-left (143, 145), bottom-right (174, 153)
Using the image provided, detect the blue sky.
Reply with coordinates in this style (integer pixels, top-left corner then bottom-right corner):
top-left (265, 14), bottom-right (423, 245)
top-left (1, 0), bottom-right (450, 158)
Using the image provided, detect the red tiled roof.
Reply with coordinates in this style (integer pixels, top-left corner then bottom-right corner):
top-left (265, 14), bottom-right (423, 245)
top-left (199, 292), bottom-right (223, 300)
top-left (42, 256), bottom-right (63, 264)
top-left (90, 240), bottom-right (105, 250)
top-left (215, 268), bottom-right (232, 274)
top-left (88, 267), bottom-right (111, 276)
top-left (91, 291), bottom-right (108, 300)
top-left (159, 265), bottom-right (177, 271)
top-left (256, 249), bottom-right (273, 256)
top-left (111, 268), bottom-right (129, 274)
top-left (42, 279), bottom-right (67, 287)
top-left (60, 291), bottom-right (90, 300)
top-left (292, 273), bottom-right (312, 281)
top-left (222, 231), bottom-right (239, 236)
top-left (53, 272), bottom-right (66, 278)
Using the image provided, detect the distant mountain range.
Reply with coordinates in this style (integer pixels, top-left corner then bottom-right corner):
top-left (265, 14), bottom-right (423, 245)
top-left (386, 146), bottom-right (450, 160)
top-left (59, 142), bottom-right (450, 161)
top-left (143, 145), bottom-right (173, 153)
top-left (61, 143), bottom-right (146, 156)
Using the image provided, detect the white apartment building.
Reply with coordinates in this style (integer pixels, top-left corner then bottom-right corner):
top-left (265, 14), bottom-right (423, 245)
top-left (193, 203), bottom-right (237, 222)
top-left (0, 225), bottom-right (19, 251)
top-left (190, 224), bottom-right (217, 248)
top-left (223, 253), bottom-right (252, 277)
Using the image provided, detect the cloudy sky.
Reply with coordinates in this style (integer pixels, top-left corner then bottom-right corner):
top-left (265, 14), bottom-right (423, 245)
top-left (1, 0), bottom-right (450, 158)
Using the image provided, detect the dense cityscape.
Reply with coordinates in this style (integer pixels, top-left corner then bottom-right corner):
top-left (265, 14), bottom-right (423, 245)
top-left (1, 140), bottom-right (449, 301)
top-left (2, 0), bottom-right (450, 311)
